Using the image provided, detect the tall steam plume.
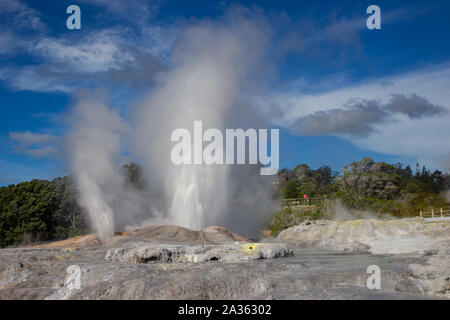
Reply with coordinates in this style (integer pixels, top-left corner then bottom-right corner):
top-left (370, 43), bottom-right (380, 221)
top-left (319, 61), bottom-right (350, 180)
top-left (68, 13), bottom-right (276, 240)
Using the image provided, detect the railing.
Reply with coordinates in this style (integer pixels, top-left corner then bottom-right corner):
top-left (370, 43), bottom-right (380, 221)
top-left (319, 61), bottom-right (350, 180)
top-left (419, 208), bottom-right (450, 218)
top-left (281, 197), bottom-right (328, 207)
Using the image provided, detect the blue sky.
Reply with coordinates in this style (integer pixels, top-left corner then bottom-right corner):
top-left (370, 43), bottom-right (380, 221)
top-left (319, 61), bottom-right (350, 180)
top-left (1, 0), bottom-right (450, 185)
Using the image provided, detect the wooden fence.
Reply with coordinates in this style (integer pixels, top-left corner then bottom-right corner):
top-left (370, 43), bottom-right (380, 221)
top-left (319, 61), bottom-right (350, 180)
top-left (419, 208), bottom-right (450, 218)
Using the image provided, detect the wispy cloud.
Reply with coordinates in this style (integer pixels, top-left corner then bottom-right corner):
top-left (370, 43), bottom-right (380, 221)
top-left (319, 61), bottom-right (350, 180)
top-left (0, 31), bottom-right (25, 55)
top-left (293, 94), bottom-right (445, 137)
top-left (34, 29), bottom-right (136, 74)
top-left (78, 0), bottom-right (161, 26)
top-left (0, 0), bottom-right (46, 31)
top-left (0, 0), bottom-right (46, 56)
top-left (0, 24), bottom-right (170, 92)
top-left (386, 94), bottom-right (445, 119)
top-left (278, 5), bottom-right (422, 59)
top-left (0, 66), bottom-right (77, 93)
top-left (261, 63), bottom-right (450, 168)
top-left (9, 131), bottom-right (58, 158)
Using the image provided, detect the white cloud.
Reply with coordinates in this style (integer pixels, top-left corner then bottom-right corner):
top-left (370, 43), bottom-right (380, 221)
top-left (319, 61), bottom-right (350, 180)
top-left (0, 1), bottom-right (170, 93)
top-left (264, 63), bottom-right (450, 168)
top-left (267, 64), bottom-right (450, 122)
top-left (0, 31), bottom-right (22, 54)
top-left (353, 113), bottom-right (450, 168)
top-left (0, 25), bottom-right (171, 92)
top-left (34, 29), bottom-right (135, 74)
top-left (0, 0), bottom-right (46, 31)
top-left (139, 26), bottom-right (174, 60)
top-left (9, 131), bottom-right (58, 158)
top-left (9, 131), bottom-right (57, 145)
top-left (0, 66), bottom-right (76, 93)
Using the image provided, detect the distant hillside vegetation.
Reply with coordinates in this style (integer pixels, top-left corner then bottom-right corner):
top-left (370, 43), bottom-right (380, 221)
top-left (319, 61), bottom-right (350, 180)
top-left (1, 159), bottom-right (449, 246)
top-left (279, 157), bottom-right (449, 215)
top-left (0, 176), bottom-right (87, 247)
top-left (0, 162), bottom-right (142, 248)
top-left (270, 157), bottom-right (450, 235)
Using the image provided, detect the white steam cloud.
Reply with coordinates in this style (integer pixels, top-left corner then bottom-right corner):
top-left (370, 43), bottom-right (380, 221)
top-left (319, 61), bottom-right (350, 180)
top-left (67, 12), bottom-right (276, 240)
top-left (67, 92), bottom-right (125, 241)
top-left (332, 199), bottom-right (388, 221)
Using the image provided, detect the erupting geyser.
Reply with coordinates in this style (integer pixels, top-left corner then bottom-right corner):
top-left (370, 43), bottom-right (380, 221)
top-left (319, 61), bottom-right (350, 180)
top-left (68, 93), bottom-right (126, 241)
top-left (67, 13), bottom-right (276, 241)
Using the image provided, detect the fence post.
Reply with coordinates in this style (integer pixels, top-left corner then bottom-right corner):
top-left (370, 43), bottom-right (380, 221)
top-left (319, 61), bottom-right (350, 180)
top-left (420, 210), bottom-right (423, 218)
top-left (441, 208), bottom-right (444, 218)
top-left (432, 209), bottom-right (434, 218)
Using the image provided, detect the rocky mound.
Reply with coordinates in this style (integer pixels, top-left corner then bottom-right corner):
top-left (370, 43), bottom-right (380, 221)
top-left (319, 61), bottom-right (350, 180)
top-left (33, 234), bottom-right (101, 248)
top-left (278, 218), bottom-right (450, 254)
top-left (0, 225), bottom-right (295, 300)
top-left (32, 224), bottom-right (251, 250)
top-left (278, 217), bottom-right (450, 298)
top-left (110, 224), bottom-right (250, 246)
top-left (102, 225), bottom-right (290, 265)
top-left (105, 242), bottom-right (293, 264)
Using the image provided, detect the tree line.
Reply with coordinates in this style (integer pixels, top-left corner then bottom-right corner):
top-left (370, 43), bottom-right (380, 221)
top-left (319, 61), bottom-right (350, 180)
top-left (1, 158), bottom-right (449, 247)
top-left (0, 176), bottom-right (87, 247)
top-left (0, 163), bottom-right (144, 247)
top-left (279, 157), bottom-right (450, 216)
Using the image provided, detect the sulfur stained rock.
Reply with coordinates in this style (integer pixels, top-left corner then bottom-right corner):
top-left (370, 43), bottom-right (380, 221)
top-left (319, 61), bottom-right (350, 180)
top-left (104, 242), bottom-right (293, 264)
top-left (1, 222), bottom-right (448, 300)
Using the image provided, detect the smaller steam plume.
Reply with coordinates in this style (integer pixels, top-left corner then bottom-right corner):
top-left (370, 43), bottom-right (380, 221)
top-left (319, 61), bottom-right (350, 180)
top-left (332, 199), bottom-right (391, 221)
top-left (67, 92), bottom-right (125, 241)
